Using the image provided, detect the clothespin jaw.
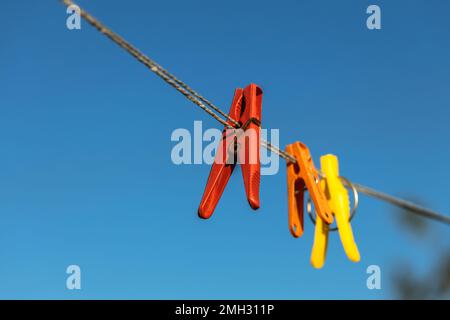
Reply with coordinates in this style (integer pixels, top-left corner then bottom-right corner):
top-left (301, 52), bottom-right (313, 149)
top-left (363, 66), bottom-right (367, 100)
top-left (198, 84), bottom-right (262, 219)
top-left (311, 154), bottom-right (360, 269)
top-left (285, 142), bottom-right (333, 237)
top-left (310, 193), bottom-right (329, 268)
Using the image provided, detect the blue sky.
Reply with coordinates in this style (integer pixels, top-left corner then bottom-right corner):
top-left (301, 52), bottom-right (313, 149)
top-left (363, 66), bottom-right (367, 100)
top-left (0, 0), bottom-right (449, 299)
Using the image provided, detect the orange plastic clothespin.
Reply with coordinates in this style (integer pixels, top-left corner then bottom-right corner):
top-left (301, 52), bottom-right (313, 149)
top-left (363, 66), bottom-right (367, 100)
top-left (285, 142), bottom-right (333, 237)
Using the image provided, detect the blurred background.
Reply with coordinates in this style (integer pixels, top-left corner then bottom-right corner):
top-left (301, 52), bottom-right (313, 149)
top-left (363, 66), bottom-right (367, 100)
top-left (0, 0), bottom-right (449, 299)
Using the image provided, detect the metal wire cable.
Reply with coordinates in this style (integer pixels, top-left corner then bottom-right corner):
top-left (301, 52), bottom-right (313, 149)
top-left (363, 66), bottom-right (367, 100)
top-left (61, 0), bottom-right (235, 129)
top-left (351, 183), bottom-right (450, 226)
top-left (60, 0), bottom-right (450, 226)
top-left (62, 0), bottom-right (295, 159)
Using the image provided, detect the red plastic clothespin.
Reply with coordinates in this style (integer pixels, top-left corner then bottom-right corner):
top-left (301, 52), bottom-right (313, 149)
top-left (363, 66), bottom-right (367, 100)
top-left (198, 83), bottom-right (263, 219)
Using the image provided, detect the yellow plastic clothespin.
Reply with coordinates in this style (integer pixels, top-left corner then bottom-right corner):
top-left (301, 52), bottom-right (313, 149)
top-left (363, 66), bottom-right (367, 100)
top-left (310, 154), bottom-right (360, 269)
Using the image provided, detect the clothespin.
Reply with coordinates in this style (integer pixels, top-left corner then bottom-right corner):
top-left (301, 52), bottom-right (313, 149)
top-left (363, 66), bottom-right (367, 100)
top-left (310, 154), bottom-right (360, 268)
top-left (285, 142), bottom-right (333, 237)
top-left (198, 83), bottom-right (263, 219)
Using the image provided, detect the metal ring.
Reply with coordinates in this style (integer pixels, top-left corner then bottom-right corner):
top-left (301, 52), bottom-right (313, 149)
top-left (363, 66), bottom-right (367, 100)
top-left (306, 175), bottom-right (359, 232)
